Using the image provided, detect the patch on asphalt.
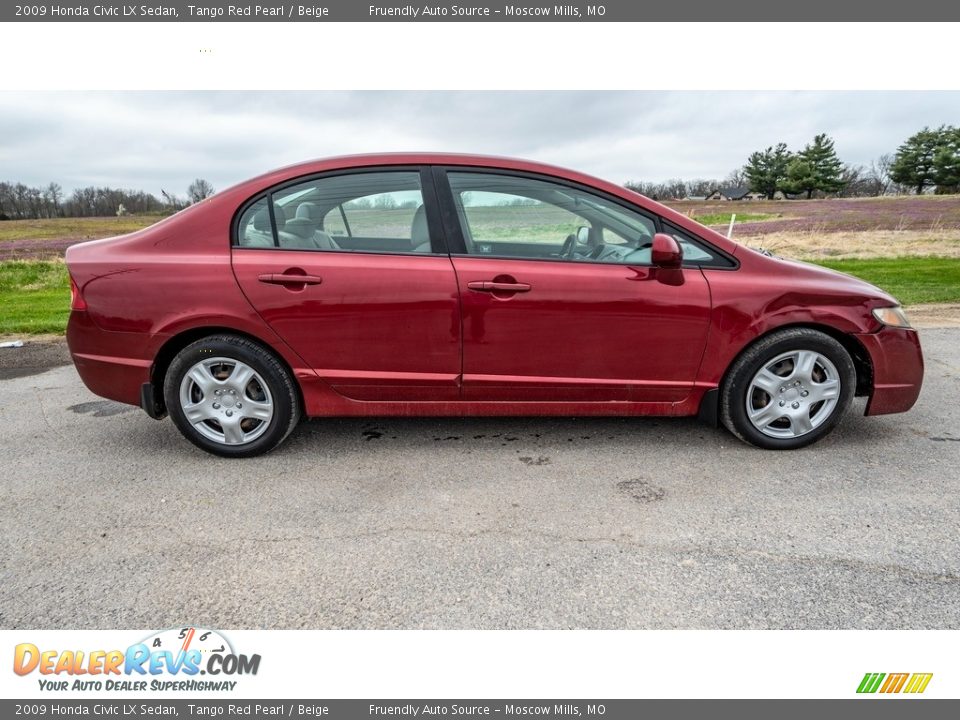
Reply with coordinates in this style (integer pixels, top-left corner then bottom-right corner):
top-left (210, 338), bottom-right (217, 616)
top-left (68, 400), bottom-right (134, 417)
top-left (616, 479), bottom-right (666, 503)
top-left (0, 340), bottom-right (72, 379)
top-left (519, 456), bottom-right (551, 466)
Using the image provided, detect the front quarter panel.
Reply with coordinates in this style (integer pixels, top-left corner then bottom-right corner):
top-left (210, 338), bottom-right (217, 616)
top-left (697, 250), bottom-right (924, 417)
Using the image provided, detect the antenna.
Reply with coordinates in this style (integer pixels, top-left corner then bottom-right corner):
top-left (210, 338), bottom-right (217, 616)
top-left (726, 213), bottom-right (736, 239)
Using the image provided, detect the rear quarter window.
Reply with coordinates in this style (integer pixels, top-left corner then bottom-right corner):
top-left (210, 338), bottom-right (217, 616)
top-left (237, 198), bottom-right (273, 247)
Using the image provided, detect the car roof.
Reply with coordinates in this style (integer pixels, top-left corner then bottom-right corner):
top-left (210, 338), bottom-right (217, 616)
top-left (233, 153), bottom-right (607, 193)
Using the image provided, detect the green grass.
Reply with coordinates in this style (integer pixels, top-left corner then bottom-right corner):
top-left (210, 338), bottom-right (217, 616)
top-left (691, 212), bottom-right (777, 225)
top-left (1, 257), bottom-right (957, 336)
top-left (0, 261), bottom-right (70, 334)
top-left (813, 257), bottom-right (960, 305)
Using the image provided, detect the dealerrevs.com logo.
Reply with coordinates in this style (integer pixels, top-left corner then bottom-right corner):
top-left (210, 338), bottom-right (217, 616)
top-left (13, 627), bottom-right (261, 692)
top-left (857, 673), bottom-right (933, 695)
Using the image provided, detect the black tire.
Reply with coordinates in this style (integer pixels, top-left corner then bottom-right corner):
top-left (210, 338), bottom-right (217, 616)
top-left (720, 328), bottom-right (856, 450)
top-left (163, 334), bottom-right (301, 458)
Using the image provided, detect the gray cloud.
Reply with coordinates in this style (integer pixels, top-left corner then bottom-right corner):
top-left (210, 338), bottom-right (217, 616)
top-left (0, 91), bottom-right (957, 195)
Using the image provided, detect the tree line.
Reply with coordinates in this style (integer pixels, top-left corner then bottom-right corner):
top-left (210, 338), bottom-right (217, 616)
top-left (3, 126), bottom-right (958, 220)
top-left (0, 178), bottom-right (216, 221)
top-left (627, 126), bottom-right (960, 201)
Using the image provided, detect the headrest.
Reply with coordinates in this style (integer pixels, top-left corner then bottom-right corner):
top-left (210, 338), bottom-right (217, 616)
top-left (252, 209), bottom-right (271, 232)
top-left (272, 203), bottom-right (286, 228)
top-left (295, 202), bottom-right (322, 223)
top-left (411, 204), bottom-right (429, 245)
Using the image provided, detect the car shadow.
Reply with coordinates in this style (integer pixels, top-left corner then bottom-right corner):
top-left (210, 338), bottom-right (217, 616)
top-left (279, 398), bottom-right (894, 455)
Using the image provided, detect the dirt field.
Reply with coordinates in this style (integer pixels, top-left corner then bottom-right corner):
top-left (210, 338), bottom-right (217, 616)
top-left (663, 195), bottom-right (960, 259)
top-left (668, 195), bottom-right (960, 235)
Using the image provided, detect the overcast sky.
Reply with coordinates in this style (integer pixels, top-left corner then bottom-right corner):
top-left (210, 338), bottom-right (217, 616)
top-left (1, 91), bottom-right (957, 195)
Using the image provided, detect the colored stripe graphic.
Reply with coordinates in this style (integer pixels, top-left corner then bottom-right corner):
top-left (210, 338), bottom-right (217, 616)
top-left (880, 673), bottom-right (909, 693)
top-left (857, 672), bottom-right (933, 694)
top-left (857, 673), bottom-right (885, 693)
top-left (904, 673), bottom-right (934, 694)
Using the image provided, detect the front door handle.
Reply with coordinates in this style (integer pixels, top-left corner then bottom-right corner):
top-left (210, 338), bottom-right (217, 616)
top-left (467, 281), bottom-right (532, 293)
top-left (258, 272), bottom-right (323, 286)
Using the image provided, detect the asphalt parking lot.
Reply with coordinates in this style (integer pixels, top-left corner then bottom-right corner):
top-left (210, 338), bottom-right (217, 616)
top-left (2, 329), bottom-right (958, 630)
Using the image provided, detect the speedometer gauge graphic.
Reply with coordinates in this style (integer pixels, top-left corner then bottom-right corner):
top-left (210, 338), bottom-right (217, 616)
top-left (141, 626), bottom-right (234, 658)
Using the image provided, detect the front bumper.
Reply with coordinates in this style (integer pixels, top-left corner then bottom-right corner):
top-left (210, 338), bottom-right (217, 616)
top-left (856, 326), bottom-right (924, 416)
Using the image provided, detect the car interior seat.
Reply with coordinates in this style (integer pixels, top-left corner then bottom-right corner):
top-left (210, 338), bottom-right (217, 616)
top-left (274, 202), bottom-right (335, 250)
top-left (243, 208), bottom-right (275, 247)
top-left (281, 202), bottom-right (341, 250)
top-left (410, 205), bottom-right (432, 253)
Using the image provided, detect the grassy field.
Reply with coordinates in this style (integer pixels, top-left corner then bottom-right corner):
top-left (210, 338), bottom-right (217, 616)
top-left (816, 257), bottom-right (960, 305)
top-left (684, 212), bottom-right (777, 225)
top-left (0, 260), bottom-right (70, 334)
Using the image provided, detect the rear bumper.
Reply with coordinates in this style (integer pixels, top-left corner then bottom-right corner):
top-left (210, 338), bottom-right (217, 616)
top-left (856, 326), bottom-right (924, 416)
top-left (66, 310), bottom-right (157, 408)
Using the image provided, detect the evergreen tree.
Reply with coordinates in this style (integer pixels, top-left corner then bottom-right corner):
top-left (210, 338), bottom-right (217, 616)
top-left (890, 127), bottom-right (943, 194)
top-left (801, 133), bottom-right (845, 196)
top-left (744, 143), bottom-right (792, 199)
top-left (933, 126), bottom-right (960, 194)
top-left (781, 158), bottom-right (817, 198)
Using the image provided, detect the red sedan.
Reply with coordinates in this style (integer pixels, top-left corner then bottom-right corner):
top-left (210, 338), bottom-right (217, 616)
top-left (66, 154), bottom-right (923, 457)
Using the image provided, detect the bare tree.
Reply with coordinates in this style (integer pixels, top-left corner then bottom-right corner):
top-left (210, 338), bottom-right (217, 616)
top-left (43, 182), bottom-right (63, 217)
top-left (866, 154), bottom-right (893, 196)
top-left (837, 164), bottom-right (864, 197)
top-left (724, 167), bottom-right (748, 187)
top-left (161, 189), bottom-right (187, 212)
top-left (187, 178), bottom-right (215, 204)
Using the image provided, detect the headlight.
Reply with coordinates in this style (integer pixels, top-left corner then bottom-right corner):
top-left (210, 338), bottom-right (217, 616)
top-left (872, 305), bottom-right (912, 329)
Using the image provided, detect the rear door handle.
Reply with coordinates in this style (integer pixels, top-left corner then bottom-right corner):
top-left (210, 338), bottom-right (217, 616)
top-left (258, 273), bottom-right (323, 286)
top-left (467, 281), bottom-right (532, 293)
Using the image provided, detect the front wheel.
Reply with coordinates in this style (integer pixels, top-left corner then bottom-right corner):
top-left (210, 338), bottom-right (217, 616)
top-left (163, 334), bottom-right (301, 458)
top-left (720, 328), bottom-right (856, 449)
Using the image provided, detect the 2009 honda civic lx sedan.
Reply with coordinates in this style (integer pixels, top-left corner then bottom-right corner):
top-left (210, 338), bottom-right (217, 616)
top-left (65, 154), bottom-right (923, 457)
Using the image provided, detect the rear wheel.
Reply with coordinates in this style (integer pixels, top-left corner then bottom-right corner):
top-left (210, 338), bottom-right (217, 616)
top-left (720, 328), bottom-right (856, 449)
top-left (163, 335), bottom-right (300, 457)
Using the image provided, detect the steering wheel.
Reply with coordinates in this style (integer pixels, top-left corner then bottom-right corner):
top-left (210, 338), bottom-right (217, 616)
top-left (560, 233), bottom-right (578, 259)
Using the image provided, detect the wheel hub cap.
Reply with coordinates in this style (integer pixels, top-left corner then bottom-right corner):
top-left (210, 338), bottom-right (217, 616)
top-left (178, 358), bottom-right (274, 446)
top-left (745, 349), bottom-right (841, 439)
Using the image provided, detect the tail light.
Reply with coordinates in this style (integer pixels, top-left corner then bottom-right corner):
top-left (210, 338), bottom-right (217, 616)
top-left (69, 274), bottom-right (87, 311)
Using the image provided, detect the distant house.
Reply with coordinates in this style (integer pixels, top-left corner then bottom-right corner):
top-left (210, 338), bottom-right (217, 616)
top-left (705, 186), bottom-right (765, 201)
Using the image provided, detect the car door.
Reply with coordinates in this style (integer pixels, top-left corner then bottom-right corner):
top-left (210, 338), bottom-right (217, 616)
top-left (231, 168), bottom-right (461, 402)
top-left (436, 169), bottom-right (714, 404)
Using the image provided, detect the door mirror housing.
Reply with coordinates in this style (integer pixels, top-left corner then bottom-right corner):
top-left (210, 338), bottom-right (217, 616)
top-left (651, 233), bottom-right (683, 268)
top-left (576, 225), bottom-right (591, 245)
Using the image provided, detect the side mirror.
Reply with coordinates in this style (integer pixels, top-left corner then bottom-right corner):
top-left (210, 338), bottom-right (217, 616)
top-left (576, 225), bottom-right (591, 245)
top-left (651, 233), bottom-right (683, 268)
